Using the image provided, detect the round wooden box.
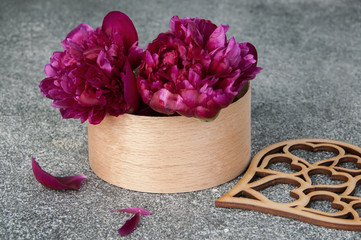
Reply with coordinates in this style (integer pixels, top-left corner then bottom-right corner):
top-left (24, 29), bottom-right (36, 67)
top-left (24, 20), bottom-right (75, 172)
top-left (88, 82), bottom-right (251, 193)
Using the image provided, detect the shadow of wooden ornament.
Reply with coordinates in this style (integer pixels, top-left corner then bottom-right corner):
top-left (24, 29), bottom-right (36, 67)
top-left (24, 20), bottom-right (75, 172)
top-left (216, 139), bottom-right (361, 231)
top-left (88, 82), bottom-right (251, 193)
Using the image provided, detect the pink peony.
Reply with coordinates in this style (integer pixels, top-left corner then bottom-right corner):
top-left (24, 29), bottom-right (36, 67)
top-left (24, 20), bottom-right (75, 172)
top-left (39, 11), bottom-right (143, 124)
top-left (137, 16), bottom-right (262, 119)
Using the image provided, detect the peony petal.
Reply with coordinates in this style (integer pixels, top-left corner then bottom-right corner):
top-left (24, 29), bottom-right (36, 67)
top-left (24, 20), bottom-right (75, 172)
top-left (149, 89), bottom-right (186, 115)
top-left (180, 89), bottom-right (201, 108)
top-left (118, 213), bottom-right (140, 236)
top-left (123, 60), bottom-right (140, 113)
top-left (87, 107), bottom-right (107, 125)
top-left (77, 88), bottom-right (101, 107)
top-left (102, 11), bottom-right (138, 52)
top-left (96, 51), bottom-right (112, 77)
top-left (32, 157), bottom-right (87, 190)
top-left (224, 37), bottom-right (242, 68)
top-left (51, 98), bottom-right (75, 108)
top-left (39, 77), bottom-right (57, 98)
top-left (194, 104), bottom-right (220, 119)
top-left (185, 22), bottom-right (203, 46)
top-left (206, 24), bottom-right (228, 52)
top-left (169, 16), bottom-right (180, 35)
top-left (194, 17), bottom-right (218, 42)
top-left (209, 51), bottom-right (230, 75)
top-left (245, 42), bottom-right (258, 63)
top-left (127, 41), bottom-right (144, 69)
top-left (144, 50), bottom-right (156, 70)
top-left (109, 208), bottom-right (151, 215)
top-left (44, 64), bottom-right (57, 77)
top-left (61, 23), bottom-right (93, 49)
top-left (213, 91), bottom-right (236, 107)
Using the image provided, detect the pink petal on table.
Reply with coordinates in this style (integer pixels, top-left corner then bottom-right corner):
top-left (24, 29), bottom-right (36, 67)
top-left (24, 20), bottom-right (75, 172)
top-left (32, 157), bottom-right (87, 190)
top-left (118, 213), bottom-right (140, 236)
top-left (110, 208), bottom-right (151, 215)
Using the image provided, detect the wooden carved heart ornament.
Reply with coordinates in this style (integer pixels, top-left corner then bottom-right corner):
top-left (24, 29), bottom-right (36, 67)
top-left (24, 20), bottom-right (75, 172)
top-left (216, 139), bottom-right (361, 231)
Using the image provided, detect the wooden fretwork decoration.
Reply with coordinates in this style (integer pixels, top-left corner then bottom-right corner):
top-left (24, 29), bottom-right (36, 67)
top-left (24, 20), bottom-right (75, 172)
top-left (216, 139), bottom-right (361, 231)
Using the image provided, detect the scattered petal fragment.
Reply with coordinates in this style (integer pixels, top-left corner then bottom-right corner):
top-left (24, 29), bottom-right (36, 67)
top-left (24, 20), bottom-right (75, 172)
top-left (118, 213), bottom-right (140, 236)
top-left (110, 207), bottom-right (151, 236)
top-left (32, 157), bottom-right (87, 190)
top-left (110, 208), bottom-right (151, 215)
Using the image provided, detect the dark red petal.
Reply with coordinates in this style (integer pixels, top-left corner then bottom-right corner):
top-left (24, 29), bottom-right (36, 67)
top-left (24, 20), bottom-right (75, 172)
top-left (118, 213), bottom-right (140, 236)
top-left (77, 88), bottom-right (101, 107)
top-left (110, 208), bottom-right (151, 215)
top-left (180, 89), bottom-right (200, 108)
top-left (87, 109), bottom-right (106, 125)
top-left (123, 60), bottom-right (140, 113)
top-left (127, 41), bottom-right (144, 69)
top-left (44, 64), bottom-right (57, 77)
top-left (149, 89), bottom-right (179, 115)
top-left (61, 23), bottom-right (93, 49)
top-left (102, 11), bottom-right (138, 52)
top-left (245, 42), bottom-right (258, 63)
top-left (206, 24), bottom-right (228, 52)
top-left (32, 157), bottom-right (87, 190)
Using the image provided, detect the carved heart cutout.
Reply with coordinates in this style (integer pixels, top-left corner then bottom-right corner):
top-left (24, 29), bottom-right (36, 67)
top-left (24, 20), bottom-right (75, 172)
top-left (308, 200), bottom-right (339, 213)
top-left (216, 139), bottom-right (361, 231)
top-left (290, 148), bottom-right (337, 164)
top-left (264, 156), bottom-right (302, 174)
top-left (335, 156), bottom-right (361, 177)
top-left (310, 173), bottom-right (345, 186)
top-left (308, 168), bottom-right (347, 186)
top-left (303, 167), bottom-right (350, 195)
top-left (259, 183), bottom-right (298, 203)
top-left (338, 160), bottom-right (359, 170)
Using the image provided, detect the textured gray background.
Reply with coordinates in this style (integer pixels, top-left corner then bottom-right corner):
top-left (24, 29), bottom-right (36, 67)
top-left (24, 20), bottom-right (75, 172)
top-left (1, 0), bottom-right (361, 239)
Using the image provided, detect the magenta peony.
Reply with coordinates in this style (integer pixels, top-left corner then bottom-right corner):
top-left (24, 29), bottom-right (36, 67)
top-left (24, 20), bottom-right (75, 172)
top-left (39, 11), bottom-right (143, 124)
top-left (137, 16), bottom-right (262, 119)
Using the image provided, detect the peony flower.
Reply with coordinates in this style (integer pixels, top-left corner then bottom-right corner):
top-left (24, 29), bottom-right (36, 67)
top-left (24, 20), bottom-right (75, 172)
top-left (39, 11), bottom-right (143, 124)
top-left (137, 16), bottom-right (262, 119)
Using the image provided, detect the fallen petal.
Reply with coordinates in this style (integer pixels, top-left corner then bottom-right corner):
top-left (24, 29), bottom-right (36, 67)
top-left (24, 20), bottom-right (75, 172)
top-left (32, 157), bottom-right (87, 190)
top-left (110, 208), bottom-right (151, 215)
top-left (118, 213), bottom-right (140, 236)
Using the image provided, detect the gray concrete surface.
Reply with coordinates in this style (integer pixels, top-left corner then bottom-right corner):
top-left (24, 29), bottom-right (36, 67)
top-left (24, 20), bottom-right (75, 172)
top-left (1, 0), bottom-right (361, 239)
